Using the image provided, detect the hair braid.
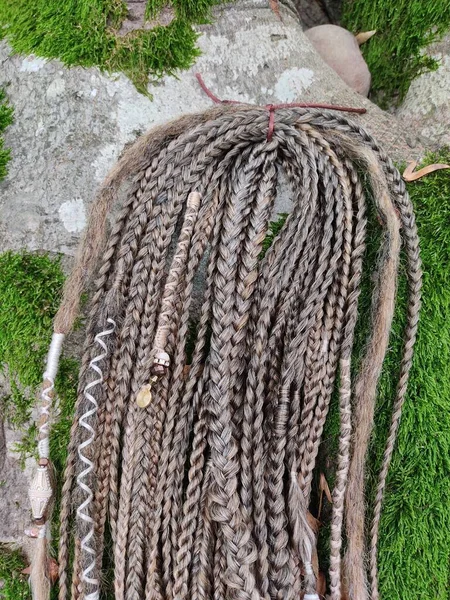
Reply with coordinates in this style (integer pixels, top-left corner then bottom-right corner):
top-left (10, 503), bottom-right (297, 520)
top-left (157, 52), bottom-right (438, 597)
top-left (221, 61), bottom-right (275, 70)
top-left (42, 106), bottom-right (421, 600)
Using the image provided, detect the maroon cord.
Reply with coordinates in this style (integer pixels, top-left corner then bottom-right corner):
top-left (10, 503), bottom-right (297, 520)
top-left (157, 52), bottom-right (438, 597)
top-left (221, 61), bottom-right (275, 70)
top-left (195, 73), bottom-right (367, 142)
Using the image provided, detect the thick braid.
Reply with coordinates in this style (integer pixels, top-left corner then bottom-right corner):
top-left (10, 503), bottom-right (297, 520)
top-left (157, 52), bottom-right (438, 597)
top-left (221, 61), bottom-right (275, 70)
top-left (244, 136), bottom-right (320, 599)
top-left (205, 151), bottom-right (261, 600)
top-left (238, 151), bottom-right (278, 530)
top-left (124, 185), bottom-right (189, 600)
top-left (145, 147), bottom-right (251, 598)
top-left (172, 183), bottom-right (229, 600)
top-left (342, 145), bottom-right (402, 600)
top-left (191, 467), bottom-right (215, 600)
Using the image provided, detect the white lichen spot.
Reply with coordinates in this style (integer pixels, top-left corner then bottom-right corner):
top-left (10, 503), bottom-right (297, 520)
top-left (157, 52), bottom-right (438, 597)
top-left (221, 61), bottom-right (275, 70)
top-left (59, 198), bottom-right (86, 233)
top-left (20, 55), bottom-right (47, 72)
top-left (274, 68), bottom-right (315, 103)
top-left (46, 78), bottom-right (66, 99)
top-left (92, 143), bottom-right (120, 182)
top-left (91, 88), bottom-right (98, 98)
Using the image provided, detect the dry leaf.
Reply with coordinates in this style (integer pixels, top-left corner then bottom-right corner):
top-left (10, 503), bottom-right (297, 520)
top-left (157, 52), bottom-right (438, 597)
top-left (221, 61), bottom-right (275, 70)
top-left (320, 472), bottom-right (332, 503)
top-left (317, 472), bottom-right (332, 519)
top-left (307, 510), bottom-right (320, 533)
top-left (403, 160), bottom-right (450, 182)
top-left (355, 30), bottom-right (377, 45)
top-left (22, 558), bottom-right (59, 583)
top-left (48, 558), bottom-right (59, 583)
top-left (317, 571), bottom-right (327, 596)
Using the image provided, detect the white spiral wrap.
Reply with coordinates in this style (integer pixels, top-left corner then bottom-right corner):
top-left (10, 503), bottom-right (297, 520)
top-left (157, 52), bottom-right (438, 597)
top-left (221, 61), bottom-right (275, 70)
top-left (38, 332), bottom-right (65, 458)
top-left (76, 318), bottom-right (116, 600)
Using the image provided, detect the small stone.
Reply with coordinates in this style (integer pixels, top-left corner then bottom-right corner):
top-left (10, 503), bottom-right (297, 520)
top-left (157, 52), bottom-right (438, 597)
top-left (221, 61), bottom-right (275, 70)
top-left (136, 384), bottom-right (153, 408)
top-left (305, 25), bottom-right (371, 96)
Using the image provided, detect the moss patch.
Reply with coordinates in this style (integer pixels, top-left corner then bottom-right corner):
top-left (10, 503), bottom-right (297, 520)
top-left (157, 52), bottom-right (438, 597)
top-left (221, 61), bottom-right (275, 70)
top-left (342, 0), bottom-right (450, 106)
top-left (319, 150), bottom-right (450, 598)
top-left (0, 251), bottom-right (66, 428)
top-left (372, 150), bottom-right (450, 600)
top-left (0, 0), bottom-right (222, 93)
top-left (0, 251), bottom-right (78, 596)
top-left (0, 88), bottom-right (13, 181)
top-left (0, 544), bottom-right (30, 599)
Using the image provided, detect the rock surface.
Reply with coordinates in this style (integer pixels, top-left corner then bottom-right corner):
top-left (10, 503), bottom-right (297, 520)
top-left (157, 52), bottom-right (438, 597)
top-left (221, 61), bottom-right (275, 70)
top-left (0, 421), bottom-right (34, 544)
top-left (396, 34), bottom-right (450, 150)
top-left (0, 1), bottom-right (426, 258)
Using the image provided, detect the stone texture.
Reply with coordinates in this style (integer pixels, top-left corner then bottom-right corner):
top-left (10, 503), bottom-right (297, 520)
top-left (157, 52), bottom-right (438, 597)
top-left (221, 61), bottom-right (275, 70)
top-left (0, 422), bottom-right (34, 543)
top-left (293, 0), bottom-right (342, 28)
top-left (118, 2), bottom-right (175, 36)
top-left (305, 24), bottom-right (371, 96)
top-left (396, 34), bottom-right (450, 149)
top-left (0, 0), bottom-right (427, 261)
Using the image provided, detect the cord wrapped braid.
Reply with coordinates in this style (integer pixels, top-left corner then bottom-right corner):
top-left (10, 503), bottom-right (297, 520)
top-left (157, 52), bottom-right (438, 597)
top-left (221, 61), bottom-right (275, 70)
top-left (37, 105), bottom-right (420, 600)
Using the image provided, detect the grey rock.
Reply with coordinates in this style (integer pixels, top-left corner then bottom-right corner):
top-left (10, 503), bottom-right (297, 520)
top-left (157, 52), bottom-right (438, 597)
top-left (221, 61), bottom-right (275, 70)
top-left (396, 34), bottom-right (450, 149)
top-left (0, 423), bottom-right (34, 543)
top-left (0, 1), bottom-right (427, 265)
top-left (293, 0), bottom-right (342, 29)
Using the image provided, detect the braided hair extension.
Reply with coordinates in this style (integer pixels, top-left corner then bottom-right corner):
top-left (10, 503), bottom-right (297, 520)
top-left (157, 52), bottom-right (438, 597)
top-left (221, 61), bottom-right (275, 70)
top-left (30, 104), bottom-right (420, 600)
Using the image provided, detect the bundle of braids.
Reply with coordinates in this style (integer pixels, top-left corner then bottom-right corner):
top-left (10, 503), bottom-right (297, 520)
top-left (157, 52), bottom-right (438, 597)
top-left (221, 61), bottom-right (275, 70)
top-left (27, 104), bottom-right (421, 600)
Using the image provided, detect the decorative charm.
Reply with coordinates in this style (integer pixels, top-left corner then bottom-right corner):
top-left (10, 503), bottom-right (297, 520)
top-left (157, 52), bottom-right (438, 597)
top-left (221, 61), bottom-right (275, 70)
top-left (136, 378), bottom-right (157, 408)
top-left (29, 465), bottom-right (53, 522)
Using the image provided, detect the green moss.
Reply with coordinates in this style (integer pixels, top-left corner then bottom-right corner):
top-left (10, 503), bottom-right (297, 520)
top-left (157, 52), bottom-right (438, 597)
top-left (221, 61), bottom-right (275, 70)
top-left (261, 213), bottom-right (288, 257)
top-left (319, 151), bottom-right (450, 598)
top-left (0, 545), bottom-right (30, 599)
top-left (0, 251), bottom-right (79, 596)
top-left (342, 0), bottom-right (450, 106)
top-left (0, 0), bottom-right (223, 93)
top-left (372, 150), bottom-right (450, 600)
top-left (0, 88), bottom-right (13, 181)
top-left (0, 251), bottom-right (66, 427)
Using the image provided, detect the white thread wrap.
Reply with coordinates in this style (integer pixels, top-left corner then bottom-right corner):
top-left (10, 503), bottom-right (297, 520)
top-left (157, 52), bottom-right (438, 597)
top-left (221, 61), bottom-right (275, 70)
top-left (38, 332), bottom-right (65, 458)
top-left (77, 318), bottom-right (116, 600)
top-left (38, 522), bottom-right (47, 539)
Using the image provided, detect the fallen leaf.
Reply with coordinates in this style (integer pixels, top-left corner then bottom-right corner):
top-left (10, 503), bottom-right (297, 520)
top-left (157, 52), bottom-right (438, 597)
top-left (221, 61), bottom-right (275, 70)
top-left (355, 30), bottom-right (377, 45)
top-left (22, 558), bottom-right (59, 583)
top-left (403, 160), bottom-right (450, 182)
top-left (317, 571), bottom-right (327, 596)
top-left (320, 473), bottom-right (332, 503)
top-left (48, 558), bottom-right (59, 583)
top-left (317, 472), bottom-right (332, 519)
top-left (307, 511), bottom-right (320, 533)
